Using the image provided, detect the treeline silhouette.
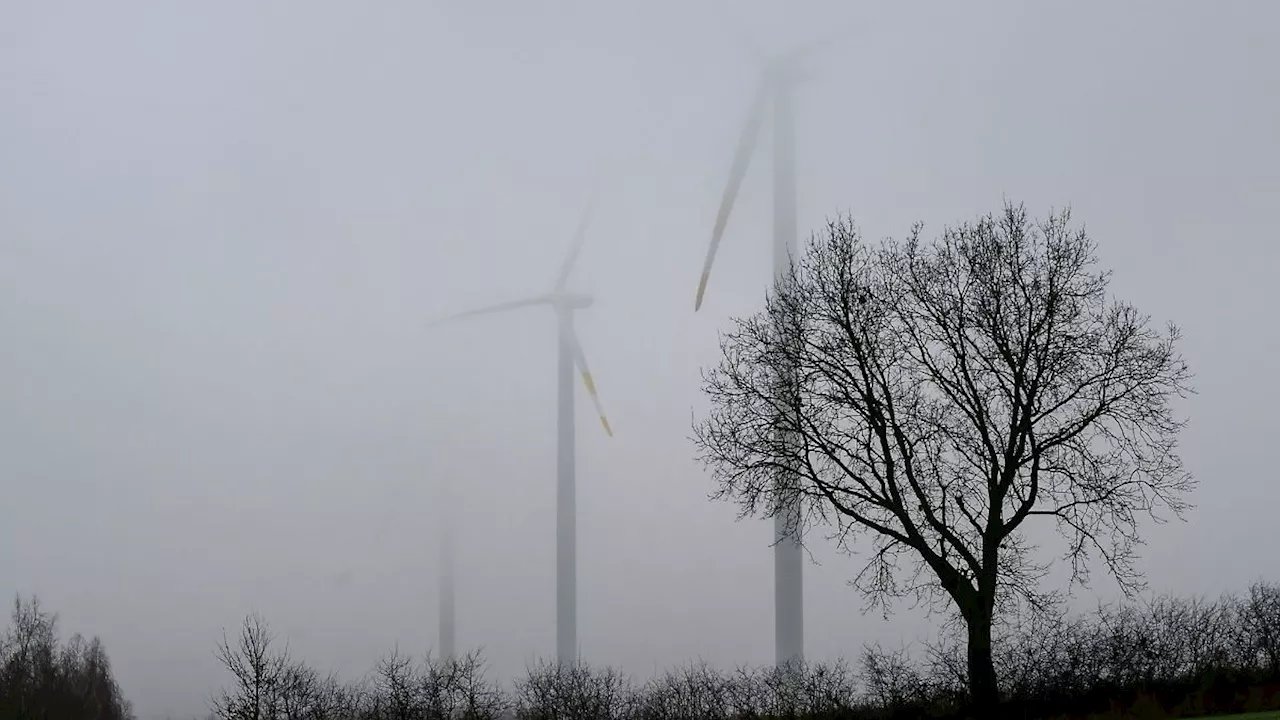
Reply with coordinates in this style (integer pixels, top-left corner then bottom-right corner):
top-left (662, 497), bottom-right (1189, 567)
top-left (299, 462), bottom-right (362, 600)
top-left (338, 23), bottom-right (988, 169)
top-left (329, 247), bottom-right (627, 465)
top-left (5, 581), bottom-right (1277, 719)
top-left (200, 581), bottom-right (1280, 720)
top-left (0, 595), bottom-right (134, 720)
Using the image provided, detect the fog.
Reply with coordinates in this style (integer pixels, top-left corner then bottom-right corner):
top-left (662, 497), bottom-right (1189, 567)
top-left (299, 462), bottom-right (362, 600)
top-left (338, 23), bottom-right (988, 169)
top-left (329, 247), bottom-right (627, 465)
top-left (2, 2), bottom-right (1277, 718)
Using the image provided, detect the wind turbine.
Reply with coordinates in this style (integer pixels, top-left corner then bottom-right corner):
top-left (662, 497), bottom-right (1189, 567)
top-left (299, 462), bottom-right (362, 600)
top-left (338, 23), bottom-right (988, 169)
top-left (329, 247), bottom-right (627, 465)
top-left (693, 38), bottom-right (832, 669)
top-left (429, 200), bottom-right (612, 666)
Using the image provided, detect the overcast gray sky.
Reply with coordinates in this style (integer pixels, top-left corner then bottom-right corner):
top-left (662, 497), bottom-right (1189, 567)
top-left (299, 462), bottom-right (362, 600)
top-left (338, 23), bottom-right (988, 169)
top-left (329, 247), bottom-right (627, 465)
top-left (2, 2), bottom-right (1277, 718)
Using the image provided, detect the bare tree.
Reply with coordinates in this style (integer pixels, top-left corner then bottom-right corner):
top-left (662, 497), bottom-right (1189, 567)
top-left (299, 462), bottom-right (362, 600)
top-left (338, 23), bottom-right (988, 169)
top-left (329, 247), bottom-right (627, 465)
top-left (211, 612), bottom-right (290, 720)
top-left (0, 594), bottom-right (60, 718)
top-left (1242, 581), bottom-right (1280, 674)
top-left (693, 202), bottom-right (1194, 713)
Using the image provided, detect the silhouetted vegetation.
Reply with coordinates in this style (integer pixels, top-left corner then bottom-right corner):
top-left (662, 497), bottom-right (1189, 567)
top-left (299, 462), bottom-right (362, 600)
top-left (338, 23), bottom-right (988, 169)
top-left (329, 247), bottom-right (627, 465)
top-left (694, 202), bottom-right (1195, 714)
top-left (186, 580), bottom-right (1280, 719)
top-left (0, 561), bottom-right (1271, 720)
top-left (0, 595), bottom-right (134, 720)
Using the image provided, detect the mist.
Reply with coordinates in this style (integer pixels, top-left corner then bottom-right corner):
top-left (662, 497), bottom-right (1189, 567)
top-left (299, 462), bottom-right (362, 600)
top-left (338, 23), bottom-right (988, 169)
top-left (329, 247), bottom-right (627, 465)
top-left (2, 2), bottom-right (1277, 718)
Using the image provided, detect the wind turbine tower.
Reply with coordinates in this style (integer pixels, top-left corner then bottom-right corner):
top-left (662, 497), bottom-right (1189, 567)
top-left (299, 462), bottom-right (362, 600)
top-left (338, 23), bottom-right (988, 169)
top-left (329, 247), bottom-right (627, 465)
top-left (438, 477), bottom-right (456, 661)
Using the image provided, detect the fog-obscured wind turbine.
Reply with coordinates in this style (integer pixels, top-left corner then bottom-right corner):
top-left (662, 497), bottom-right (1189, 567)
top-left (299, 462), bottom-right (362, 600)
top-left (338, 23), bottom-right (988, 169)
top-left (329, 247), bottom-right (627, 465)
top-left (693, 32), bottom-right (845, 668)
top-left (429, 200), bottom-right (612, 666)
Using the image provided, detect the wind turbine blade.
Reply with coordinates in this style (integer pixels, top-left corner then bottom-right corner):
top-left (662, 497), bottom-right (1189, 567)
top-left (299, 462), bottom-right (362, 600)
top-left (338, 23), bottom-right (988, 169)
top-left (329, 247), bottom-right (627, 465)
top-left (696, 79), bottom-right (769, 311)
top-left (554, 195), bottom-right (597, 292)
top-left (427, 295), bottom-right (552, 327)
top-left (564, 324), bottom-right (613, 437)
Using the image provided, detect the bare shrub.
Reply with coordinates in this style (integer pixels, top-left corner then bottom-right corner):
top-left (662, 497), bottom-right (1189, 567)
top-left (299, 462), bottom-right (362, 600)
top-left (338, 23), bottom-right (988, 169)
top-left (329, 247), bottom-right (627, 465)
top-left (424, 651), bottom-right (508, 720)
top-left (365, 647), bottom-right (506, 720)
top-left (513, 660), bottom-right (634, 720)
top-left (196, 580), bottom-right (1280, 719)
top-left (633, 661), bottom-right (732, 720)
top-left (752, 660), bottom-right (859, 719)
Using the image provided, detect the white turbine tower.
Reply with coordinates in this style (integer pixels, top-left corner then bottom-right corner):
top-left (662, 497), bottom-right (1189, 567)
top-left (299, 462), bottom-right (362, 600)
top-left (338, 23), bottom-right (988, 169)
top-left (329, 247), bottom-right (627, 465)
top-left (429, 201), bottom-right (612, 666)
top-left (438, 476), bottom-right (456, 661)
top-left (693, 38), bottom-right (832, 668)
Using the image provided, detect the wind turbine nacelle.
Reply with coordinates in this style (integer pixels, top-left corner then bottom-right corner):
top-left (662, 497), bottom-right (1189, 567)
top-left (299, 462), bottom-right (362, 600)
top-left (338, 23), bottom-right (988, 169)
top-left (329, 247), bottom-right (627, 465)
top-left (553, 292), bottom-right (595, 310)
top-left (765, 59), bottom-right (814, 90)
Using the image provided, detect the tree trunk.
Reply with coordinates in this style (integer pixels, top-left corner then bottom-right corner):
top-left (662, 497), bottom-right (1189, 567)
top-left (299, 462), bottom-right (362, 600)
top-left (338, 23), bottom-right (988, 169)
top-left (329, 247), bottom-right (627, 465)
top-left (966, 605), bottom-right (999, 716)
